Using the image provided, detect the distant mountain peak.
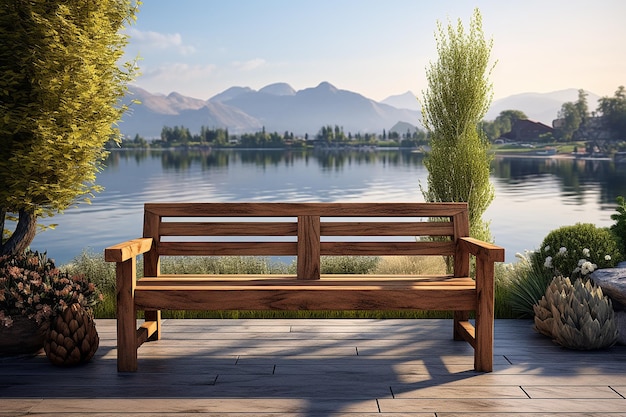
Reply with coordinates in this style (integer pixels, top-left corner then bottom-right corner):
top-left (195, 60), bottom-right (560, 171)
top-left (315, 81), bottom-right (338, 92)
top-left (259, 83), bottom-right (296, 96)
top-left (209, 86), bottom-right (255, 102)
top-left (381, 91), bottom-right (420, 111)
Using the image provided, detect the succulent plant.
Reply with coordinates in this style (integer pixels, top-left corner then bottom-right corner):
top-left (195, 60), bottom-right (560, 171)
top-left (533, 275), bottom-right (617, 350)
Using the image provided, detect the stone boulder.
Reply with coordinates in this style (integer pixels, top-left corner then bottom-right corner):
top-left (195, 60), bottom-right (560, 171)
top-left (590, 267), bottom-right (626, 310)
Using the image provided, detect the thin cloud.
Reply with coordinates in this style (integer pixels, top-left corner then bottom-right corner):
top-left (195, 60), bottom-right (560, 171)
top-left (140, 63), bottom-right (216, 82)
top-left (126, 28), bottom-right (196, 56)
top-left (232, 58), bottom-right (267, 71)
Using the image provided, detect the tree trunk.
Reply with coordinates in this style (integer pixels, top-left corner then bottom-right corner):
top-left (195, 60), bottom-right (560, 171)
top-left (0, 209), bottom-right (37, 256)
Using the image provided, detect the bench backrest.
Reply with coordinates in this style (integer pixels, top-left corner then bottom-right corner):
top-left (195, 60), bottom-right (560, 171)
top-left (142, 202), bottom-right (471, 279)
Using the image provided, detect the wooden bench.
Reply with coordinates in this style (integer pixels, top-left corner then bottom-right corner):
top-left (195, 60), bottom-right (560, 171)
top-left (104, 202), bottom-right (504, 372)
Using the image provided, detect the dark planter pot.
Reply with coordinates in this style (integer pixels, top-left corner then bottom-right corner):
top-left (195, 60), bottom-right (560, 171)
top-left (0, 316), bottom-right (46, 355)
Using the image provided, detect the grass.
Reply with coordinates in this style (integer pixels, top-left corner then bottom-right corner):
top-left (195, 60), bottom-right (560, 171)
top-left (64, 251), bottom-right (518, 320)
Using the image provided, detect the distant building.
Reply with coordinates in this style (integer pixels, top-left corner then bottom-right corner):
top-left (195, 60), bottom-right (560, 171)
top-left (500, 119), bottom-right (554, 142)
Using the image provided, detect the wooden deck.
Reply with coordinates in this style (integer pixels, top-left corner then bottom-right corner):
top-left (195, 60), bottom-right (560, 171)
top-left (1, 319), bottom-right (625, 416)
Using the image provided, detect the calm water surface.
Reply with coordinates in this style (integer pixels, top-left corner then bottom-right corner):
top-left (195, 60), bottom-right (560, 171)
top-left (31, 149), bottom-right (626, 264)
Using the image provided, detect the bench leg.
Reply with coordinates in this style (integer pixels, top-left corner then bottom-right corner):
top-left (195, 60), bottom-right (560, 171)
top-left (474, 256), bottom-right (495, 372)
top-left (116, 258), bottom-right (138, 372)
top-left (474, 297), bottom-right (494, 372)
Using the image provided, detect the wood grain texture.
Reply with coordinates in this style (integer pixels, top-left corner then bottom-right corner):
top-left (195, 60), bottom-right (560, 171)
top-left (104, 202), bottom-right (505, 373)
top-left (144, 202), bottom-right (470, 217)
top-left (104, 237), bottom-right (152, 263)
top-left (116, 257), bottom-right (138, 372)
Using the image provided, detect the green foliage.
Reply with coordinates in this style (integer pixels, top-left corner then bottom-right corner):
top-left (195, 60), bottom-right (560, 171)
top-left (420, 8), bottom-right (496, 242)
top-left (534, 275), bottom-right (617, 350)
top-left (597, 86), bottom-right (626, 140)
top-left (610, 196), bottom-right (626, 256)
top-left (319, 256), bottom-right (379, 274)
top-left (555, 90), bottom-right (588, 141)
top-left (505, 251), bottom-right (553, 318)
top-left (161, 256), bottom-right (288, 275)
top-left (533, 223), bottom-right (622, 278)
top-left (507, 223), bottom-right (623, 319)
top-left (480, 110), bottom-right (528, 141)
top-left (0, 0), bottom-right (139, 253)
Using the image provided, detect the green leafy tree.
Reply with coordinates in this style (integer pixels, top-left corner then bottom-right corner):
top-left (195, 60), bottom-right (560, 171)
top-left (0, 0), bottom-right (139, 256)
top-left (597, 86), bottom-right (626, 140)
top-left (420, 8), bottom-right (496, 242)
top-left (556, 102), bottom-right (582, 141)
top-left (556, 89), bottom-right (588, 141)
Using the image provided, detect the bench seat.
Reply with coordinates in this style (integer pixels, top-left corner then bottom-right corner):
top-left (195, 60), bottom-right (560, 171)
top-left (134, 274), bottom-right (477, 311)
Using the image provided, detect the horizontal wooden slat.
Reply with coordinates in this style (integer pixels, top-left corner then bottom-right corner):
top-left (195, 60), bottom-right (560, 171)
top-left (137, 274), bottom-right (474, 286)
top-left (145, 202), bottom-right (469, 218)
top-left (157, 241), bottom-right (298, 256)
top-left (320, 221), bottom-right (454, 236)
top-left (160, 222), bottom-right (298, 237)
top-left (320, 241), bottom-right (455, 256)
top-left (134, 285), bottom-right (477, 311)
top-left (134, 275), bottom-right (476, 310)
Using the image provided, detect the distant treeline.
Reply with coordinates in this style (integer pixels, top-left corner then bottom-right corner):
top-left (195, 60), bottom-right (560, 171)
top-left (106, 124), bottom-right (428, 149)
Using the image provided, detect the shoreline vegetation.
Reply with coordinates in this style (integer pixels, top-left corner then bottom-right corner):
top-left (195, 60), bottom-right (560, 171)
top-left (107, 141), bottom-right (622, 162)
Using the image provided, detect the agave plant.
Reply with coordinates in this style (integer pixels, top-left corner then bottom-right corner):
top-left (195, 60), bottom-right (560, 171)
top-left (534, 275), bottom-right (617, 350)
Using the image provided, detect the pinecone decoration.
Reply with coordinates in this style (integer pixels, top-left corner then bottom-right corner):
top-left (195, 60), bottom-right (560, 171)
top-left (44, 303), bottom-right (99, 366)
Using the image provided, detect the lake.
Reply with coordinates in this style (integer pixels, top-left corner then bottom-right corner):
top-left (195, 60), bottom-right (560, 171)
top-left (30, 149), bottom-right (626, 265)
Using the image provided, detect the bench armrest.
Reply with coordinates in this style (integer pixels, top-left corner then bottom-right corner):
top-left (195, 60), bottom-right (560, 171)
top-left (458, 237), bottom-right (505, 263)
top-left (104, 238), bottom-right (153, 263)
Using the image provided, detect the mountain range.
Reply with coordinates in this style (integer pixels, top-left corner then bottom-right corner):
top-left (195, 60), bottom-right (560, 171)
top-left (119, 82), bottom-right (602, 139)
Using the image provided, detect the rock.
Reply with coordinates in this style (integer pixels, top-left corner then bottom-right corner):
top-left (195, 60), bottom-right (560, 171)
top-left (590, 268), bottom-right (626, 310)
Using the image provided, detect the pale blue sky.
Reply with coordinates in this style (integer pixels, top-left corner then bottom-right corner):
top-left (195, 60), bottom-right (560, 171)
top-left (124, 0), bottom-right (626, 101)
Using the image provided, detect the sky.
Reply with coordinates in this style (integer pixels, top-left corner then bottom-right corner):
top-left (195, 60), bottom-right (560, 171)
top-left (122, 0), bottom-right (626, 102)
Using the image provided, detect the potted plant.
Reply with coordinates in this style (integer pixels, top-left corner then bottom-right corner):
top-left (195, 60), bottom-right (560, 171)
top-left (0, 251), bottom-right (101, 359)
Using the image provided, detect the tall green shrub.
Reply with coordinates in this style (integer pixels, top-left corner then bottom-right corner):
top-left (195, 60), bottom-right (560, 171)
top-left (420, 8), bottom-right (495, 242)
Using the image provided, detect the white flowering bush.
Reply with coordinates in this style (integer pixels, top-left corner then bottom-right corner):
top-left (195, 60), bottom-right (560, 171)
top-left (533, 223), bottom-right (621, 279)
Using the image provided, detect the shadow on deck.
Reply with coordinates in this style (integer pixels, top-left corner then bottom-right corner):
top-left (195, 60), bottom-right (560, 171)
top-left (1, 319), bottom-right (625, 416)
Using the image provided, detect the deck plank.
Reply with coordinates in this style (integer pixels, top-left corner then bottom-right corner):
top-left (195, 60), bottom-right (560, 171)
top-left (1, 319), bottom-right (625, 416)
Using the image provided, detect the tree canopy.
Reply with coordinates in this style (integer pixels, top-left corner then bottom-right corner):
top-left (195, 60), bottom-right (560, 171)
top-left (597, 86), bottom-right (626, 139)
top-left (420, 8), bottom-right (495, 242)
top-left (0, 0), bottom-right (139, 255)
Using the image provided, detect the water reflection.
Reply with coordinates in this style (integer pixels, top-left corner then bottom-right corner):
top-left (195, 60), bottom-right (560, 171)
top-left (492, 156), bottom-right (626, 206)
top-left (105, 148), bottom-right (426, 171)
top-left (106, 150), bottom-right (626, 207)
